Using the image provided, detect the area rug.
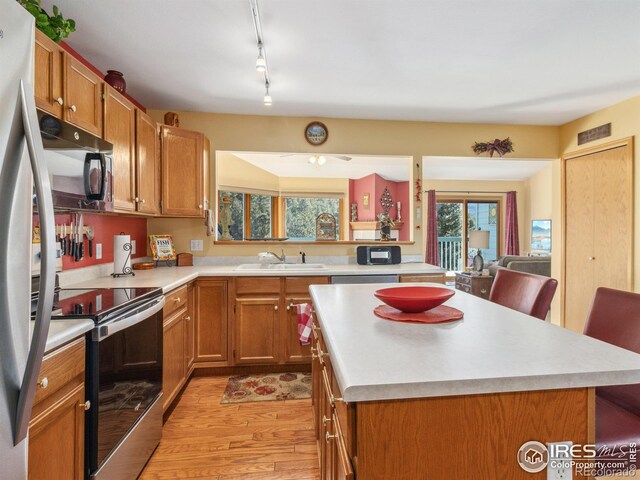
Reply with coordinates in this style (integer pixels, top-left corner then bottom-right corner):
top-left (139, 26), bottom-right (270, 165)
top-left (220, 372), bottom-right (312, 404)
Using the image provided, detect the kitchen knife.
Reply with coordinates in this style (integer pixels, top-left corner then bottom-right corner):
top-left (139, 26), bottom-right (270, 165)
top-left (70, 214), bottom-right (76, 259)
top-left (61, 224), bottom-right (66, 255)
top-left (87, 226), bottom-right (94, 257)
top-left (78, 213), bottom-right (84, 260)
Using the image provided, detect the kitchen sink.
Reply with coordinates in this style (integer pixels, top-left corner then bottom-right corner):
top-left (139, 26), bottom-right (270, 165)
top-left (236, 263), bottom-right (328, 271)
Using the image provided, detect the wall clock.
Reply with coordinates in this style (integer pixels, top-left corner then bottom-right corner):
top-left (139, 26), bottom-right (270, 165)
top-left (305, 121), bottom-right (328, 146)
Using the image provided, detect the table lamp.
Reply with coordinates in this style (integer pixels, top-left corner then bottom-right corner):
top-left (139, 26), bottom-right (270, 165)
top-left (469, 230), bottom-right (490, 272)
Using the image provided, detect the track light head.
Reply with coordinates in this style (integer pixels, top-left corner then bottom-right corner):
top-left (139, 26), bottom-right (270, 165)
top-left (256, 46), bottom-right (266, 72)
top-left (263, 84), bottom-right (272, 106)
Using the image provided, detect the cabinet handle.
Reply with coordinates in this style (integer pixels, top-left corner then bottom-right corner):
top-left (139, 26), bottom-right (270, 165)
top-left (80, 400), bottom-right (91, 411)
top-left (135, 197), bottom-right (140, 202)
top-left (198, 204), bottom-right (203, 209)
top-left (38, 377), bottom-right (48, 389)
top-left (310, 347), bottom-right (319, 359)
top-left (68, 104), bottom-right (77, 112)
top-left (312, 324), bottom-right (320, 334)
top-left (274, 305), bottom-right (278, 311)
top-left (330, 394), bottom-right (343, 406)
top-left (140, 199), bottom-right (146, 204)
top-left (185, 316), bottom-right (191, 321)
top-left (286, 302), bottom-right (296, 311)
top-left (322, 415), bottom-right (331, 426)
top-left (174, 297), bottom-right (181, 303)
top-left (480, 289), bottom-right (487, 294)
top-left (55, 97), bottom-right (64, 105)
top-left (588, 257), bottom-right (595, 261)
top-left (325, 431), bottom-right (338, 443)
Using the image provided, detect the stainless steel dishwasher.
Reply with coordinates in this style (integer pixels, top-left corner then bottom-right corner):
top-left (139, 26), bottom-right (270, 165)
top-left (330, 275), bottom-right (399, 284)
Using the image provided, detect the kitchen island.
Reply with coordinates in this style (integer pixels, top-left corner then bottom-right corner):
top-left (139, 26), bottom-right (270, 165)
top-left (309, 283), bottom-right (640, 479)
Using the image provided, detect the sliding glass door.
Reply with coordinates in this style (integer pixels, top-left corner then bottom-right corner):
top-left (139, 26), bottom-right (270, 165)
top-left (436, 198), bottom-right (500, 272)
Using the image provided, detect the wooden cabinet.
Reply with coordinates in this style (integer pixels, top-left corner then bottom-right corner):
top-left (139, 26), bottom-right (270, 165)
top-left (235, 297), bottom-right (280, 364)
top-left (29, 337), bottom-right (86, 480)
top-left (185, 282), bottom-right (195, 372)
top-left (283, 276), bottom-right (329, 364)
top-left (454, 272), bottom-right (493, 299)
top-left (34, 30), bottom-right (63, 117)
top-left (63, 54), bottom-right (103, 136)
top-left (135, 109), bottom-right (161, 214)
top-left (34, 31), bottom-right (103, 136)
top-left (231, 276), bottom-right (329, 366)
top-left (161, 126), bottom-right (207, 217)
top-left (104, 86), bottom-right (136, 212)
top-left (399, 273), bottom-right (445, 284)
top-left (195, 280), bottom-right (228, 363)
top-left (163, 307), bottom-right (185, 412)
top-left (312, 326), bottom-right (354, 480)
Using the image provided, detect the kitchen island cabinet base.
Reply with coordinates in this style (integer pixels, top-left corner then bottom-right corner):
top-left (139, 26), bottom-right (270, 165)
top-left (355, 387), bottom-right (594, 480)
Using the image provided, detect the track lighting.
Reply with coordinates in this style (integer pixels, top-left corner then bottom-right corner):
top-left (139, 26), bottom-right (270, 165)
top-left (263, 84), bottom-right (272, 106)
top-left (256, 45), bottom-right (266, 73)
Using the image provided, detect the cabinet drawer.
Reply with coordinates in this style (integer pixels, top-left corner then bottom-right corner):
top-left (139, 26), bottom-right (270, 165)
top-left (400, 274), bottom-right (445, 284)
top-left (34, 337), bottom-right (85, 406)
top-left (456, 283), bottom-right (471, 294)
top-left (164, 285), bottom-right (188, 317)
top-left (235, 277), bottom-right (280, 295)
top-left (285, 276), bottom-right (330, 294)
top-left (456, 275), bottom-right (471, 286)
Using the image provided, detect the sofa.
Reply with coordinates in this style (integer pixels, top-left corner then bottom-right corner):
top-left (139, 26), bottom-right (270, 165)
top-left (488, 255), bottom-right (551, 277)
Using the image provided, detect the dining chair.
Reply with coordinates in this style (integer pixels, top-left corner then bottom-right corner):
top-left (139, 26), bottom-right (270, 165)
top-left (488, 269), bottom-right (558, 320)
top-left (584, 287), bottom-right (640, 467)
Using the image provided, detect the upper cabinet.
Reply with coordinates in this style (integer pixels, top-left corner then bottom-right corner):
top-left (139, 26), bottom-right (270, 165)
top-left (135, 110), bottom-right (161, 215)
top-left (34, 30), bottom-right (63, 117)
top-left (161, 126), bottom-right (208, 217)
top-left (104, 86), bottom-right (136, 212)
top-left (63, 55), bottom-right (103, 136)
top-left (34, 30), bottom-right (104, 136)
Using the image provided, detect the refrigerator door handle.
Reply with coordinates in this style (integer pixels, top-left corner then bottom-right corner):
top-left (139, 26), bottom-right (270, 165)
top-left (14, 81), bottom-right (56, 444)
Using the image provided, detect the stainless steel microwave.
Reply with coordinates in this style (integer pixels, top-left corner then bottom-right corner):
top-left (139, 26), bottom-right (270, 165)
top-left (37, 110), bottom-right (113, 212)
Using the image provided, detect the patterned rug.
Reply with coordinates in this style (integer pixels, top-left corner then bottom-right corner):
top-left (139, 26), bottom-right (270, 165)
top-left (220, 372), bottom-right (312, 404)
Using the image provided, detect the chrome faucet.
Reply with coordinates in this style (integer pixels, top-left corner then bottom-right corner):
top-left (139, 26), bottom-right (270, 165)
top-left (264, 249), bottom-right (286, 263)
top-left (299, 251), bottom-right (306, 264)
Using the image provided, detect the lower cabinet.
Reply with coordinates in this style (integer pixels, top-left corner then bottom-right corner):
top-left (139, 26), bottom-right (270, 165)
top-left (195, 279), bottom-right (228, 363)
top-left (162, 307), bottom-right (185, 412)
top-left (184, 282), bottom-right (195, 372)
top-left (235, 296), bottom-right (280, 364)
top-left (312, 325), bottom-right (355, 480)
top-left (29, 337), bottom-right (86, 480)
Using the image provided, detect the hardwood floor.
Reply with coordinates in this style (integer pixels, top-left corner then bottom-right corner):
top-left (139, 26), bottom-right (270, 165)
top-left (140, 376), bottom-right (320, 479)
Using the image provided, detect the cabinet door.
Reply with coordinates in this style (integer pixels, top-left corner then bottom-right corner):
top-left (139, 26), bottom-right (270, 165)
top-left (195, 280), bottom-right (228, 362)
top-left (185, 283), bottom-right (195, 372)
top-left (283, 296), bottom-right (312, 363)
top-left (135, 110), bottom-right (161, 214)
top-left (312, 329), bottom-right (322, 441)
top-left (104, 86), bottom-right (136, 212)
top-left (34, 30), bottom-right (63, 117)
top-left (332, 416), bottom-right (354, 480)
top-left (234, 297), bottom-right (279, 364)
top-left (163, 311), bottom-right (185, 411)
top-left (28, 384), bottom-right (85, 480)
top-left (63, 54), bottom-right (103, 136)
top-left (161, 126), bottom-right (204, 217)
top-left (320, 368), bottom-right (333, 480)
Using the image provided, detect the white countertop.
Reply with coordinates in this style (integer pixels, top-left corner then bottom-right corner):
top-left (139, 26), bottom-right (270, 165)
top-left (309, 283), bottom-right (640, 402)
top-left (65, 263), bottom-right (445, 293)
top-left (31, 318), bottom-right (94, 354)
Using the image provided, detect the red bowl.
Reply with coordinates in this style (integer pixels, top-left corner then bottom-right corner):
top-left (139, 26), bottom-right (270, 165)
top-left (374, 286), bottom-right (455, 313)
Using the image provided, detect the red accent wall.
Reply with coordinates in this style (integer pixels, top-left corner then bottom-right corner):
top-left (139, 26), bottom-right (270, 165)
top-left (34, 213), bottom-right (147, 270)
top-left (350, 174), bottom-right (410, 240)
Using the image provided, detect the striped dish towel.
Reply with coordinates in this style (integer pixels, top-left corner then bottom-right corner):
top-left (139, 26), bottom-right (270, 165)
top-left (296, 303), bottom-right (313, 345)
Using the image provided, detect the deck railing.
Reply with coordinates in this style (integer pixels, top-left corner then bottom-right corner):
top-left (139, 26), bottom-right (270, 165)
top-left (438, 236), bottom-right (463, 272)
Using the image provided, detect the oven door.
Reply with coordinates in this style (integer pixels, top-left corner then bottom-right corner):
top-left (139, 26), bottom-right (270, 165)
top-left (86, 296), bottom-right (164, 476)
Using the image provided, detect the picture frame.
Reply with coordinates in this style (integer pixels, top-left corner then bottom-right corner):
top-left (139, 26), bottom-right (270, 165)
top-left (149, 234), bottom-right (177, 261)
top-left (304, 121), bottom-right (328, 146)
top-left (531, 220), bottom-right (551, 254)
top-left (363, 193), bottom-right (370, 209)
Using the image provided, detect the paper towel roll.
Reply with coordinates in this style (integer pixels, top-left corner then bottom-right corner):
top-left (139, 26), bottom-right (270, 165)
top-left (113, 234), bottom-right (132, 276)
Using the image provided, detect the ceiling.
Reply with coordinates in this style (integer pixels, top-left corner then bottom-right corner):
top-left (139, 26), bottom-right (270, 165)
top-left (54, 0), bottom-right (640, 125)
top-left (230, 152), bottom-right (411, 181)
top-left (423, 157), bottom-right (551, 181)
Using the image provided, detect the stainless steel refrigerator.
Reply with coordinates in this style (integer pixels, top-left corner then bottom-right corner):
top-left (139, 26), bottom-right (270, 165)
top-left (0, 1), bottom-right (56, 478)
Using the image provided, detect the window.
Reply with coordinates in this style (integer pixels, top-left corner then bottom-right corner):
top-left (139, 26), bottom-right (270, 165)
top-left (436, 199), bottom-right (500, 272)
top-left (219, 191), bottom-right (274, 240)
top-left (284, 196), bottom-right (341, 241)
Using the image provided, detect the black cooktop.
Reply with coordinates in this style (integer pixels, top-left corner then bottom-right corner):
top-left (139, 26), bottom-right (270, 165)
top-left (34, 287), bottom-right (162, 323)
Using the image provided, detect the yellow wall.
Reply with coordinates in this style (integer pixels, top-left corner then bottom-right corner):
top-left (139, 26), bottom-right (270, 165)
top-left (524, 163), bottom-right (554, 252)
top-left (555, 96), bottom-right (640, 325)
top-left (148, 110), bottom-right (559, 258)
top-left (216, 151), bottom-right (279, 192)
